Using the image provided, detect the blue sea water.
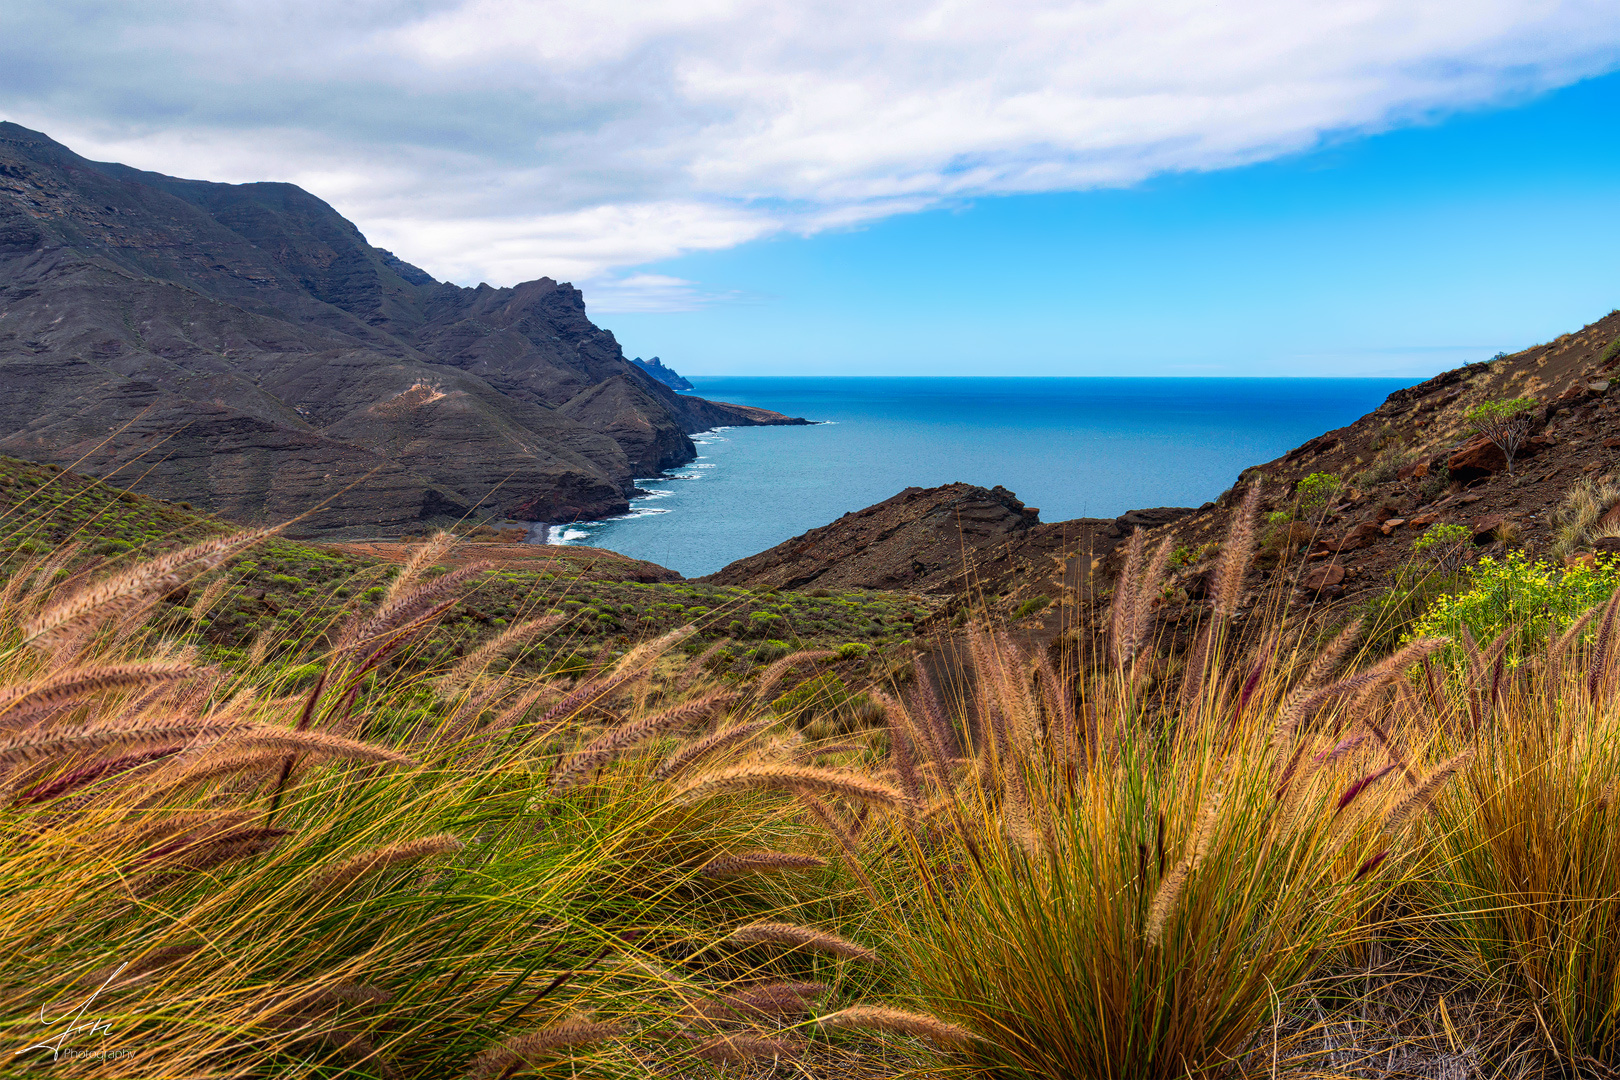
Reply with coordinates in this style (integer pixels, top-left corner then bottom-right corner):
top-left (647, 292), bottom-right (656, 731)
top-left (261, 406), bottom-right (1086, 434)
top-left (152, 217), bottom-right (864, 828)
top-left (552, 376), bottom-right (1416, 577)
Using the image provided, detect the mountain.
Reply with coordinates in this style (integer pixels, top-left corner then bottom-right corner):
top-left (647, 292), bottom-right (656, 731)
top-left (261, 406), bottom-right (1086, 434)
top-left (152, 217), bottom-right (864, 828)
top-left (0, 123), bottom-right (806, 536)
top-left (631, 356), bottom-right (695, 391)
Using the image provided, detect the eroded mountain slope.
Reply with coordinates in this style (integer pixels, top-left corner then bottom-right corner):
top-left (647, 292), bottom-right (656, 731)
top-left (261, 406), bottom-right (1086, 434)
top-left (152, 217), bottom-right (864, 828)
top-left (0, 122), bottom-right (804, 535)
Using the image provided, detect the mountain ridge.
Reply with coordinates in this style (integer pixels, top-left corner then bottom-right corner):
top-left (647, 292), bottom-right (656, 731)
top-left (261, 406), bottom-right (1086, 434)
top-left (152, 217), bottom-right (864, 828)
top-left (0, 122), bottom-right (807, 536)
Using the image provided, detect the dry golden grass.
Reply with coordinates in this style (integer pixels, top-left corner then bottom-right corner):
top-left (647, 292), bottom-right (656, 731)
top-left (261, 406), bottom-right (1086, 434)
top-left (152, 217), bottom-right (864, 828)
top-left (6, 492), bottom-right (1620, 1079)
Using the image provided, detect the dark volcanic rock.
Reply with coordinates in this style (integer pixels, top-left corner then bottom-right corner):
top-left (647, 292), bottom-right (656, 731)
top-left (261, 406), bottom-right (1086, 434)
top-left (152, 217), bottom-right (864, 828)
top-left (702, 483), bottom-right (1041, 592)
top-left (0, 122), bottom-right (807, 534)
top-left (1106, 506), bottom-right (1197, 538)
top-left (632, 356), bottom-right (694, 391)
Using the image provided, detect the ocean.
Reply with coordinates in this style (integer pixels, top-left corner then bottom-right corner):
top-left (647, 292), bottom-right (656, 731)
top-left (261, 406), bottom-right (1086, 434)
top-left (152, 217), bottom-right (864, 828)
top-left (551, 376), bottom-right (1416, 577)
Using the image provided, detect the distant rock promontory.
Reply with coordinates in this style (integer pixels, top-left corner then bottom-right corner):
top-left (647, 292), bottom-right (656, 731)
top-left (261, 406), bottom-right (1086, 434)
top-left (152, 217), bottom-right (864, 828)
top-left (632, 356), bottom-right (695, 391)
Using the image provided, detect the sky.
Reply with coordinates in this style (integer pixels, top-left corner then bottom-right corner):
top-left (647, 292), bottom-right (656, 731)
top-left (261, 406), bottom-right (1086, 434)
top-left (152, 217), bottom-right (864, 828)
top-left (2, 1), bottom-right (1618, 376)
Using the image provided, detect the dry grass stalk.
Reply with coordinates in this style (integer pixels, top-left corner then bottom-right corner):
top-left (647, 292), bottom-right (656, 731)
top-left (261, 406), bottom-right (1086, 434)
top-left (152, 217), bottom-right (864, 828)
top-left (797, 793), bottom-right (876, 898)
top-left (438, 614), bottom-right (564, 693)
top-left (675, 637), bottom-right (733, 692)
top-left (1305, 618), bottom-right (1365, 690)
top-left (1456, 625), bottom-right (1513, 729)
top-left (871, 691), bottom-right (923, 808)
top-left (134, 824), bottom-right (292, 890)
top-left (674, 763), bottom-right (903, 809)
top-left (816, 1006), bottom-right (977, 1047)
top-left (1335, 763), bottom-right (1398, 817)
top-left (691, 1034), bottom-right (799, 1063)
top-left (1145, 781), bottom-right (1223, 945)
top-left (11, 746), bottom-right (182, 806)
top-left (725, 922), bottom-right (877, 961)
top-left (342, 562), bottom-right (495, 654)
top-left (102, 809), bottom-right (257, 852)
top-left (463, 1019), bottom-right (625, 1079)
top-left (311, 833), bottom-right (464, 895)
top-left (1272, 637), bottom-right (1449, 766)
top-left (699, 851), bottom-right (827, 877)
top-left (21, 528), bottom-right (272, 649)
top-left (1108, 529), bottom-right (1146, 666)
top-left (1212, 481), bottom-right (1261, 619)
top-left (717, 981), bottom-right (824, 1020)
top-left (1037, 650), bottom-right (1077, 765)
top-left (533, 654), bottom-right (655, 732)
top-left (0, 660), bottom-right (198, 729)
top-left (0, 717), bottom-right (252, 768)
top-left (752, 649), bottom-right (836, 704)
top-left (229, 726), bottom-right (417, 767)
top-left (146, 747), bottom-right (327, 803)
top-left (1362, 713), bottom-right (1418, 786)
top-left (81, 943), bottom-right (204, 992)
top-left (1178, 622), bottom-right (1215, 724)
top-left (1384, 750), bottom-right (1475, 833)
top-left (1548, 604), bottom-right (1602, 714)
top-left (552, 690), bottom-right (735, 791)
top-left (382, 530), bottom-right (456, 605)
top-left (1588, 582), bottom-right (1620, 704)
top-left (1115, 536), bottom-right (1175, 666)
top-left (308, 982), bottom-right (393, 1008)
top-left (910, 662), bottom-right (958, 762)
top-left (794, 741), bottom-right (866, 762)
top-left (186, 575), bottom-right (231, 622)
top-left (653, 719), bottom-right (773, 781)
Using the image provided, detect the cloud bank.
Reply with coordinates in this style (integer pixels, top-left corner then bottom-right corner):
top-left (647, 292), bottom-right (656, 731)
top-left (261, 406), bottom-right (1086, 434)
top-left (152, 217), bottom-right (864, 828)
top-left (2, 0), bottom-right (1618, 307)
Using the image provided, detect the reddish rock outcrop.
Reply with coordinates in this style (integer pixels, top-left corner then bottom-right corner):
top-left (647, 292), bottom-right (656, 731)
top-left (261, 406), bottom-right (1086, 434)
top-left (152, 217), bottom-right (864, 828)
top-left (702, 483), bottom-right (1050, 592)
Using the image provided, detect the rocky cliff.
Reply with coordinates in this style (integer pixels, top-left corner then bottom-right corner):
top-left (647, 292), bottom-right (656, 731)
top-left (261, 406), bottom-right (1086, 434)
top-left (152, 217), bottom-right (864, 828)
top-left (0, 123), bottom-right (806, 535)
top-left (631, 356), bottom-right (695, 391)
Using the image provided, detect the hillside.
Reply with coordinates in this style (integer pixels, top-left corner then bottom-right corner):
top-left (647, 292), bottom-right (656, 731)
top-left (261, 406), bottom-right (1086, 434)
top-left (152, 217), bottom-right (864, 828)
top-left (0, 123), bottom-right (805, 537)
top-left (0, 454), bottom-right (937, 697)
top-left (709, 310), bottom-right (1620, 649)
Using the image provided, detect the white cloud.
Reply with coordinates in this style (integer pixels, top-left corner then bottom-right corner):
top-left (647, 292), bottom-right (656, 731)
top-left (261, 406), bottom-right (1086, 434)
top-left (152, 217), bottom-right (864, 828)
top-left (581, 273), bottom-right (751, 314)
top-left (2, 0), bottom-right (1617, 285)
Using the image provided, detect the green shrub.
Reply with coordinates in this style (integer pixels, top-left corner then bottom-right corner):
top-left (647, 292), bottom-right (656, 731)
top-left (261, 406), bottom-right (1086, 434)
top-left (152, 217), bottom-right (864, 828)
top-left (1420, 467), bottom-right (1452, 502)
top-left (746, 611), bottom-right (790, 638)
top-left (1408, 551), bottom-right (1620, 659)
top-left (93, 538), bottom-right (134, 556)
top-left (1464, 397), bottom-right (1538, 473)
top-left (1013, 595), bottom-right (1051, 619)
top-left (751, 639), bottom-right (790, 663)
top-left (1600, 336), bottom-right (1620, 366)
top-left (771, 671), bottom-right (857, 725)
top-left (835, 642), bottom-right (872, 661)
top-left (1295, 472), bottom-right (1340, 518)
top-left (1413, 522), bottom-right (1471, 558)
top-left (268, 574), bottom-right (301, 588)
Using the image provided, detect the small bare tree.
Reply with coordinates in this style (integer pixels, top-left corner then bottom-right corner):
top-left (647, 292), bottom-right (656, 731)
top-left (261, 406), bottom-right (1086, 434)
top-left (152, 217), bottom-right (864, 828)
top-left (1464, 397), bottom-right (1537, 474)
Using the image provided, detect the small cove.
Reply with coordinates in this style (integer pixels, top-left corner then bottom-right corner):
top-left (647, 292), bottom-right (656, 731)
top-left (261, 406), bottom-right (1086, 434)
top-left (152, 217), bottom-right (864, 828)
top-left (549, 376), bottom-right (1416, 577)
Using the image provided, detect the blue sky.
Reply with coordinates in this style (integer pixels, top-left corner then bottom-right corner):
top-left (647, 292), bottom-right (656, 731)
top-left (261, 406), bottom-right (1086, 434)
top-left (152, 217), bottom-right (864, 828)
top-left (607, 71), bottom-right (1620, 377)
top-left (3, 1), bottom-right (1619, 378)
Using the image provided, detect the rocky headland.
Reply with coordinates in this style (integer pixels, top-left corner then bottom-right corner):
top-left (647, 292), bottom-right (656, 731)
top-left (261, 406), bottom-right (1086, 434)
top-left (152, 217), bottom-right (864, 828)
top-left (0, 123), bottom-right (806, 537)
top-left (631, 356), bottom-right (695, 392)
top-left (704, 309), bottom-right (1620, 649)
